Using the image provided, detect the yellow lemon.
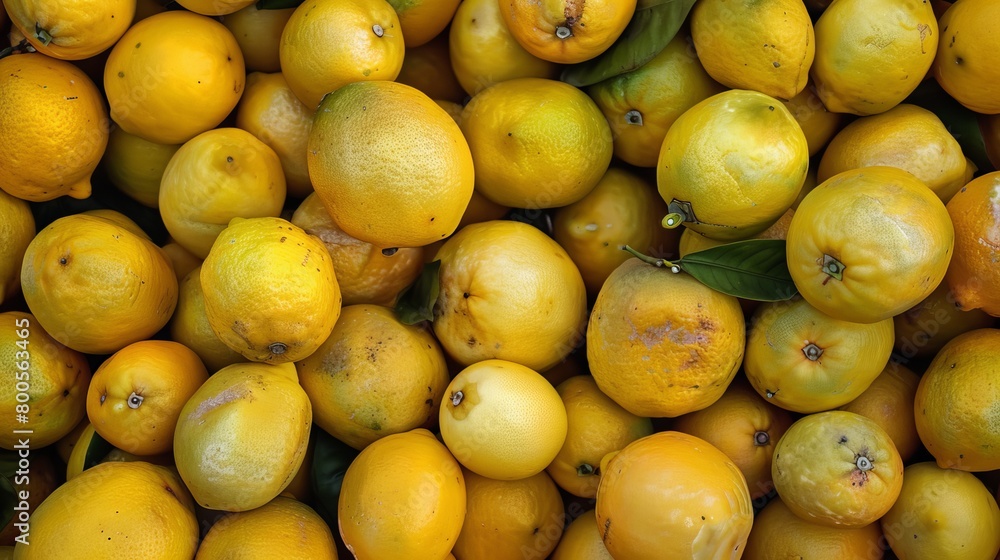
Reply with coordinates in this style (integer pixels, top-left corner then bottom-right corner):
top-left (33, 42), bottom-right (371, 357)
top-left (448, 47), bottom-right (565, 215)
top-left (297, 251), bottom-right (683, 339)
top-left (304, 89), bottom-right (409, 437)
top-left (169, 266), bottom-right (244, 374)
top-left (691, 0), bottom-right (815, 100)
top-left (13, 461), bottom-right (198, 560)
top-left (893, 281), bottom-right (994, 361)
top-left (677, 208), bottom-right (795, 258)
top-left (933, 0), bottom-right (1000, 114)
top-left (744, 496), bottom-right (885, 560)
top-left (657, 89), bottom-right (809, 241)
top-left (0, 189), bottom-right (34, 304)
top-left (53, 419), bottom-right (88, 466)
top-left (220, 4), bottom-right (294, 73)
top-left (195, 496), bottom-right (338, 560)
top-left (101, 126), bottom-right (181, 208)
top-left (786, 166), bottom-right (955, 324)
top-left (811, 0), bottom-right (937, 115)
top-left (395, 32), bottom-right (465, 103)
top-left (550, 510), bottom-right (613, 560)
top-left (781, 82), bottom-right (843, 157)
top-left (439, 359), bottom-right (568, 481)
top-left (587, 258), bottom-right (746, 417)
top-left (498, 0), bottom-right (637, 64)
top-left (86, 340), bottom-right (209, 456)
top-left (160, 240), bottom-right (201, 283)
top-left (838, 361), bottom-right (921, 463)
top-left (4, 0), bottom-right (134, 60)
top-left (338, 428), bottom-right (465, 560)
top-left (460, 77), bottom-right (613, 208)
top-left (104, 10), bottom-right (245, 144)
top-left (588, 32), bottom-right (725, 168)
top-left (175, 0), bottom-right (254, 16)
top-left (944, 171), bottom-right (1000, 316)
top-left (20, 213), bottom-right (177, 355)
top-left (296, 304), bottom-right (449, 450)
top-left (174, 361), bottom-right (312, 511)
top-left (279, 0), bottom-right (404, 109)
top-left (432, 220), bottom-right (588, 372)
top-left (308, 80), bottom-right (474, 249)
top-left (159, 128), bottom-right (286, 259)
top-left (386, 0), bottom-right (461, 48)
top-left (79, 209), bottom-right (150, 240)
top-left (0, 53), bottom-right (108, 201)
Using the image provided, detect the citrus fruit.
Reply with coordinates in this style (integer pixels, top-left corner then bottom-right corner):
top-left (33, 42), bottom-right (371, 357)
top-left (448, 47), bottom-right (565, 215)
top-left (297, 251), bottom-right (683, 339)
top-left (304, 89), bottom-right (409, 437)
top-left (169, 266), bottom-right (244, 374)
top-left (838, 361), bottom-right (921, 462)
top-left (160, 240), bottom-right (201, 283)
top-left (338, 428), bottom-right (465, 560)
top-left (439, 359), bottom-right (568, 481)
top-left (933, 0), bottom-right (1000, 114)
top-left (460, 77), bottom-right (613, 209)
top-left (104, 10), bottom-right (245, 144)
top-left (220, 4), bottom-right (294, 73)
top-left (200, 216), bottom-right (341, 364)
top-left (385, 0), bottom-right (461, 48)
top-left (587, 258), bottom-right (746, 417)
top-left (914, 328), bottom-right (1000, 471)
top-left (550, 510), bottom-right (613, 560)
top-left (893, 281), bottom-right (994, 360)
top-left (744, 496), bottom-right (885, 560)
top-left (101, 126), bottom-right (181, 208)
top-left (431, 220), bottom-right (588, 372)
top-left (811, 0), bottom-right (937, 115)
top-left (4, 0), bottom-right (135, 60)
top-left (395, 32), bottom-right (464, 103)
top-left (453, 189), bottom-right (510, 230)
top-left (546, 375), bottom-right (654, 498)
top-left (691, 0), bottom-right (815, 100)
top-left (677, 208), bottom-right (795, 258)
top-left (279, 0), bottom-right (404, 109)
top-left (498, 0), bottom-right (637, 64)
top-left (174, 361), bottom-right (312, 511)
top-left (79, 209), bottom-right (150, 240)
top-left (0, 189), bottom-right (34, 304)
top-left (781, 82), bottom-right (844, 156)
top-left (786, 166), bottom-right (955, 324)
top-left (772, 410), bottom-right (904, 528)
top-left (195, 496), bottom-right (338, 559)
top-left (86, 340), bottom-right (208, 456)
top-left (20, 213), bottom-right (178, 355)
top-left (657, 88), bottom-right (809, 241)
top-left (596, 431), bottom-right (754, 560)
top-left (174, 0), bottom-right (254, 16)
top-left (308, 80), bottom-right (474, 249)
top-left (944, 171), bottom-right (1000, 316)
top-left (0, 53), bottom-right (108, 201)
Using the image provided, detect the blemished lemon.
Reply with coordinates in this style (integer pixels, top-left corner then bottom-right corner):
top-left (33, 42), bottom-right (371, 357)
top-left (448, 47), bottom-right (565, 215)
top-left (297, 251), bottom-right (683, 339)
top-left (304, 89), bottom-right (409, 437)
top-left (338, 429), bottom-right (465, 560)
top-left (550, 510), bottom-right (613, 560)
top-left (460, 77), bottom-right (613, 209)
top-left (439, 359), bottom-right (568, 481)
top-left (4, 0), bottom-right (135, 60)
top-left (933, 0), bottom-right (1000, 115)
top-left (0, 189), bottom-right (35, 304)
top-left (169, 266), bottom-right (245, 374)
top-left (944, 171), bottom-right (1000, 316)
top-left (394, 33), bottom-right (465, 103)
top-left (174, 0), bottom-right (254, 16)
top-left (0, 53), bottom-right (109, 202)
top-left (174, 362), bottom-right (312, 512)
top-left (159, 127), bottom-right (287, 259)
top-left (195, 496), bottom-right (338, 560)
top-left (744, 496), bottom-right (885, 560)
top-left (220, 4), bottom-right (294, 73)
top-left (104, 10), bottom-right (245, 145)
top-left (279, 0), bottom-right (404, 109)
top-left (838, 361), bottom-right (921, 463)
top-left (20, 213), bottom-right (178, 355)
top-left (498, 0), bottom-right (637, 64)
top-left (385, 0), bottom-right (461, 48)
top-left (101, 126), bottom-right (181, 208)
top-left (308, 80), bottom-right (474, 249)
top-left (657, 89), bottom-right (809, 241)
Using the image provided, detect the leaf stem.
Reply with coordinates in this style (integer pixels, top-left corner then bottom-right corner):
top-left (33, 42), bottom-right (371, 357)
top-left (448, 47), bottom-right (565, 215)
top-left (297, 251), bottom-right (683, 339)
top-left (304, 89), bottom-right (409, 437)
top-left (622, 245), bottom-right (679, 272)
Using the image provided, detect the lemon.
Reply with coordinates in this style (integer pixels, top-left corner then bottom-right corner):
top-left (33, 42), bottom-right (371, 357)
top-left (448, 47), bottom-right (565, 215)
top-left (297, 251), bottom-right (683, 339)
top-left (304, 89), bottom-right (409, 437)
top-left (838, 361), bottom-right (922, 463)
top-left (744, 496), bottom-right (884, 560)
top-left (933, 0), bottom-right (1000, 114)
top-left (550, 511), bottom-right (613, 560)
top-left (169, 266), bottom-right (244, 374)
top-left (4, 0), bottom-right (135, 60)
top-left (101, 126), bottom-right (181, 208)
top-left (498, 0), bottom-right (637, 64)
top-left (394, 33), bottom-right (465, 102)
top-left (220, 4), bottom-right (294, 73)
top-left (195, 496), bottom-right (338, 559)
top-left (893, 281), bottom-right (994, 361)
top-left (0, 189), bottom-right (34, 304)
top-left (160, 240), bottom-right (201, 283)
top-left (944, 171), bottom-right (1000, 316)
top-left (781, 83), bottom-right (843, 157)
top-left (385, 0), bottom-right (461, 48)
top-left (174, 0), bottom-right (254, 16)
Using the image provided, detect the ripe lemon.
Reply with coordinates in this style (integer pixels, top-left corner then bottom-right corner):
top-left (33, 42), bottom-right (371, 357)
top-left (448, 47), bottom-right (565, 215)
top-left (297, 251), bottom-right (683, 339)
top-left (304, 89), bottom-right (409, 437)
top-left (169, 266), bottom-right (244, 374)
top-left (159, 128), bottom-right (286, 259)
top-left (338, 428), bottom-right (465, 560)
top-left (786, 166), bottom-right (954, 324)
top-left (0, 311), bottom-right (89, 450)
top-left (104, 10), bottom-right (245, 145)
top-left (587, 258), bottom-right (745, 418)
top-left (744, 496), bottom-right (884, 560)
top-left (79, 209), bottom-right (150, 240)
top-left (174, 361), bottom-right (312, 511)
top-left (677, 208), bottom-right (795, 258)
top-left (20, 213), bottom-right (177, 355)
top-left (781, 83), bottom-right (843, 157)
top-left (291, 193), bottom-right (423, 306)
top-left (838, 361), bottom-right (921, 462)
top-left (296, 304), bottom-right (449, 450)
top-left (744, 296), bottom-right (895, 413)
top-left (588, 32), bottom-right (725, 168)
top-left (195, 496), bottom-right (338, 559)
top-left (431, 220), bottom-right (588, 372)
top-left (811, 0), bottom-right (937, 115)
top-left (160, 240), bottom-right (201, 283)
top-left (439, 359), bottom-right (568, 481)
top-left (691, 0), bottom-right (815, 100)
top-left (944, 171), bottom-right (1000, 316)
top-left (550, 510), bottom-right (613, 560)
top-left (386, 0), bottom-right (461, 48)
top-left (86, 340), bottom-right (208, 456)
top-left (4, 0), bottom-right (134, 60)
top-left (818, 104), bottom-right (968, 202)
top-left (220, 4), bottom-right (294, 73)
top-left (308, 80), bottom-right (474, 249)
top-left (175, 0), bottom-right (254, 16)
top-left (596, 431), bottom-right (753, 560)
top-left (0, 53), bottom-right (108, 201)
top-left (933, 0), bottom-right (1000, 114)
top-left (498, 0), bottom-right (636, 64)
top-left (460, 77), bottom-right (613, 209)
top-left (881, 462), bottom-right (1000, 560)
top-left (914, 328), bottom-right (1000, 471)
top-left (772, 410), bottom-right (904, 528)
top-left (452, 469), bottom-right (564, 560)
top-left (200, 216), bottom-right (341, 364)
top-left (101, 126), bottom-right (181, 208)
top-left (448, 0), bottom-right (559, 97)
top-left (279, 0), bottom-right (404, 109)
top-left (547, 375), bottom-right (653, 498)
top-left (395, 32), bottom-right (465, 103)
top-left (454, 190), bottom-right (510, 230)
top-left (0, 189), bottom-right (34, 304)
top-left (13, 461), bottom-right (198, 560)
top-left (552, 167), bottom-right (676, 296)
top-left (893, 281), bottom-right (994, 361)
top-left (673, 377), bottom-right (794, 500)
top-left (657, 89), bottom-right (808, 241)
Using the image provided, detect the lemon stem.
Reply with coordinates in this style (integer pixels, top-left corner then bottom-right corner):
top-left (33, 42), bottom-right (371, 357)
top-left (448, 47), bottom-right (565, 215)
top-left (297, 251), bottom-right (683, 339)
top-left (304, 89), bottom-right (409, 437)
top-left (661, 213), bottom-right (685, 229)
top-left (0, 39), bottom-right (30, 60)
top-left (34, 24), bottom-right (53, 46)
top-left (622, 245), bottom-right (680, 273)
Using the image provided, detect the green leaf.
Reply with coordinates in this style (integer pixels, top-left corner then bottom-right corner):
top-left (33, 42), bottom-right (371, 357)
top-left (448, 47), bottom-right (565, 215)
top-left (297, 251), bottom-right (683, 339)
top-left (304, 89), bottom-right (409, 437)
top-left (560, 0), bottom-right (698, 87)
top-left (82, 431), bottom-right (115, 472)
top-left (310, 427), bottom-right (360, 527)
top-left (904, 80), bottom-right (993, 173)
top-left (394, 260), bottom-right (441, 325)
top-left (255, 0), bottom-right (304, 9)
top-left (0, 475), bottom-right (15, 531)
top-left (678, 239), bottom-right (798, 302)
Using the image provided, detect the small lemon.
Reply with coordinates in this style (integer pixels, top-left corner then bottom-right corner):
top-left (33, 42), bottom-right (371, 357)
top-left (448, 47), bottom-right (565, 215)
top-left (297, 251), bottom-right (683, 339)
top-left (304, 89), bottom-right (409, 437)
top-left (220, 4), bottom-right (294, 72)
top-left (169, 266), bottom-right (244, 374)
top-left (0, 189), bottom-right (35, 304)
top-left (101, 126), bottom-right (181, 208)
